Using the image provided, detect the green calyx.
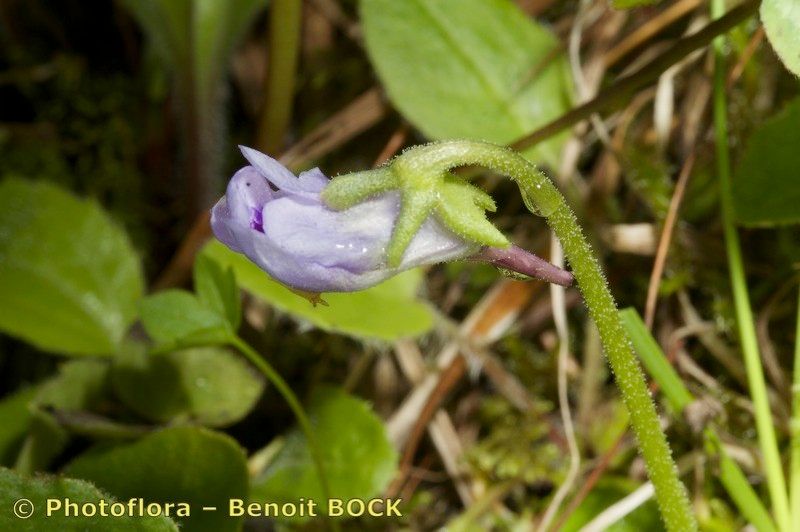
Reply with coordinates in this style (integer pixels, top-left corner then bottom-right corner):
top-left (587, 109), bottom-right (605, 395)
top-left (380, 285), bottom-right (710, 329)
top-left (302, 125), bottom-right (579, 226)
top-left (321, 146), bottom-right (510, 267)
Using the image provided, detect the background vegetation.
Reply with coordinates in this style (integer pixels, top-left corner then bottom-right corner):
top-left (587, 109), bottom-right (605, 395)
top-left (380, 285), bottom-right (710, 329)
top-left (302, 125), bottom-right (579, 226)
top-left (0, 0), bottom-right (798, 530)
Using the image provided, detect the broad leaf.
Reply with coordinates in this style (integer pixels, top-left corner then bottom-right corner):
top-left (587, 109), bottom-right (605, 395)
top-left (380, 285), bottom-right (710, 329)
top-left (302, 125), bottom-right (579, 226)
top-left (733, 97), bottom-right (800, 226)
top-left (65, 426), bottom-right (248, 532)
top-left (0, 179), bottom-right (144, 355)
top-left (251, 387), bottom-right (397, 517)
top-left (15, 360), bottom-right (111, 473)
top-left (761, 0), bottom-right (800, 77)
top-left (0, 387), bottom-right (37, 466)
top-left (139, 290), bottom-right (231, 347)
top-left (194, 254), bottom-right (241, 330)
top-left (202, 240), bottom-right (435, 341)
top-left (0, 467), bottom-right (177, 531)
top-left (360, 0), bottom-right (571, 167)
top-left (112, 342), bottom-right (263, 426)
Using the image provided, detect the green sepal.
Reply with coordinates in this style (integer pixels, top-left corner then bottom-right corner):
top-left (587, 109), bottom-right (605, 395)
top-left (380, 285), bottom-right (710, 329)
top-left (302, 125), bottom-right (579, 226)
top-left (321, 167), bottom-right (397, 210)
top-left (322, 154), bottom-right (509, 267)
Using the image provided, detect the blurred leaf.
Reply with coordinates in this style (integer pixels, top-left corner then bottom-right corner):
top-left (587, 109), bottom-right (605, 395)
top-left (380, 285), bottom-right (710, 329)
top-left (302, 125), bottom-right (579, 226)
top-left (0, 387), bottom-right (37, 466)
top-left (118, 0), bottom-right (268, 205)
top-left (203, 240), bottom-right (435, 341)
top-left (139, 290), bottom-right (231, 347)
top-left (119, 0), bottom-right (267, 90)
top-left (706, 432), bottom-right (778, 532)
top-left (620, 308), bottom-right (694, 413)
top-left (360, 0), bottom-right (572, 168)
top-left (112, 342), bottom-right (263, 427)
top-left (251, 387), bottom-right (397, 517)
top-left (192, 0), bottom-right (271, 105)
top-left (15, 360), bottom-right (111, 473)
top-left (65, 426), bottom-right (248, 532)
top-left (733, 97), bottom-right (800, 226)
top-left (621, 148), bottom-right (672, 219)
top-left (612, 0), bottom-right (662, 8)
top-left (36, 359), bottom-right (111, 411)
top-left (560, 478), bottom-right (664, 531)
top-left (193, 254), bottom-right (241, 330)
top-left (0, 467), bottom-right (178, 531)
top-left (761, 0), bottom-right (800, 77)
top-left (0, 179), bottom-right (144, 355)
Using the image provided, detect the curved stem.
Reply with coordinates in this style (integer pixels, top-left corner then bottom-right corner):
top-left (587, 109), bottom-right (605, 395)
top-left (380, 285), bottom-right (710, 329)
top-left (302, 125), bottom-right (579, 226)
top-left (711, 2), bottom-right (790, 530)
top-left (403, 140), bottom-right (697, 531)
top-left (229, 335), bottom-right (337, 529)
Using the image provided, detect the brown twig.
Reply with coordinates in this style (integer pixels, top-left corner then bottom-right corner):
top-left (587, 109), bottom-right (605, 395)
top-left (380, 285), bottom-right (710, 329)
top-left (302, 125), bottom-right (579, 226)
top-left (604, 0), bottom-right (704, 69)
top-left (511, 0), bottom-right (758, 153)
top-left (643, 153), bottom-right (696, 329)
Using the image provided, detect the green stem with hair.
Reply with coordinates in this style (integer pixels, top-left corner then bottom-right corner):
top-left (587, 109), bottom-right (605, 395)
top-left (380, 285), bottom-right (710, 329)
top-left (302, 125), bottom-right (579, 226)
top-left (326, 140), bottom-right (697, 531)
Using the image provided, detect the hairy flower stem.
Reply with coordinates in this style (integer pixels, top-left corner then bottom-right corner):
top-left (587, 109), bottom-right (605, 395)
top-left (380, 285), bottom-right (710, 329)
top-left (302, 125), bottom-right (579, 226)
top-left (230, 336), bottom-right (338, 531)
top-left (397, 140), bottom-right (696, 531)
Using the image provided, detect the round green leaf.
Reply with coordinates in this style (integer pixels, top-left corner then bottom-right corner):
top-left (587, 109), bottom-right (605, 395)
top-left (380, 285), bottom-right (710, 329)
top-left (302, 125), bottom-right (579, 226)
top-left (733, 97), bottom-right (800, 227)
top-left (139, 290), bottom-right (231, 346)
top-left (202, 240), bottom-right (435, 341)
top-left (0, 179), bottom-right (144, 355)
top-left (0, 467), bottom-right (178, 531)
top-left (360, 0), bottom-right (572, 167)
top-left (13, 360), bottom-right (113, 473)
top-left (251, 387), bottom-right (398, 517)
top-left (0, 387), bottom-right (37, 466)
top-left (112, 343), bottom-right (264, 427)
top-left (65, 426), bottom-right (248, 532)
top-left (762, 0), bottom-right (800, 78)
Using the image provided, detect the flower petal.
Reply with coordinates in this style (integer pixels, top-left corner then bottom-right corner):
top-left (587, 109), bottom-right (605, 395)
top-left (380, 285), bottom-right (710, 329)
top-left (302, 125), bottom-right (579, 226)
top-left (239, 146), bottom-right (325, 195)
top-left (297, 168), bottom-right (329, 192)
top-left (224, 166), bottom-right (273, 228)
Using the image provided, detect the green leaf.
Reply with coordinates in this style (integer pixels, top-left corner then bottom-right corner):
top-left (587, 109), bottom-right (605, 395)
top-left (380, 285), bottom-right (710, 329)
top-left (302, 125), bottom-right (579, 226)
top-left (65, 426), bottom-right (248, 532)
top-left (0, 467), bottom-right (178, 531)
top-left (36, 359), bottom-right (111, 411)
top-left (360, 0), bottom-right (572, 167)
top-left (612, 0), bottom-right (661, 8)
top-left (202, 240), bottom-right (435, 341)
top-left (119, 0), bottom-right (268, 89)
top-left (14, 360), bottom-right (112, 473)
top-left (560, 478), bottom-right (664, 531)
top-left (139, 290), bottom-right (231, 347)
top-left (193, 254), bottom-right (241, 330)
top-left (0, 387), bottom-right (37, 466)
top-left (706, 432), bottom-right (778, 532)
top-left (0, 179), bottom-right (144, 355)
top-left (193, 0), bottom-right (270, 106)
top-left (761, 0), bottom-right (800, 78)
top-left (733, 97), bottom-right (800, 226)
top-left (112, 342), bottom-right (264, 427)
top-left (251, 387), bottom-right (397, 517)
top-left (619, 308), bottom-right (694, 413)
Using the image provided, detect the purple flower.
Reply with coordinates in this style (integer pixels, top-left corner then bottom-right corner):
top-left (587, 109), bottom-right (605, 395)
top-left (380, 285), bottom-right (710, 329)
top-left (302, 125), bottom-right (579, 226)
top-left (211, 147), bottom-right (572, 293)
